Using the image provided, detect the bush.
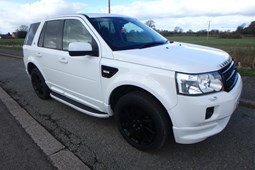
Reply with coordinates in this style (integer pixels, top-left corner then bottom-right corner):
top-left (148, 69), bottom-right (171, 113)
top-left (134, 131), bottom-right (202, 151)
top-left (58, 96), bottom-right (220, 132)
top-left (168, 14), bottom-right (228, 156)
top-left (219, 32), bottom-right (242, 39)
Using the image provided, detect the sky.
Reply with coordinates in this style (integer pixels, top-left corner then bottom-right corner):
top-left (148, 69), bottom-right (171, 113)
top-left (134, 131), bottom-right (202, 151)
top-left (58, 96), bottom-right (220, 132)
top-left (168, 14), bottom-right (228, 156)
top-left (0, 0), bottom-right (255, 34)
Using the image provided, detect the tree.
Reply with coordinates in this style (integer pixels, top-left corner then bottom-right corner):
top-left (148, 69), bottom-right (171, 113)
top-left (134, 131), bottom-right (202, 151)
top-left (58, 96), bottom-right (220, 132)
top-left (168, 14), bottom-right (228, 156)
top-left (16, 25), bottom-right (28, 32)
top-left (210, 29), bottom-right (220, 36)
top-left (244, 21), bottom-right (255, 35)
top-left (197, 29), bottom-right (207, 36)
top-left (173, 26), bottom-right (183, 33)
top-left (145, 20), bottom-right (156, 29)
top-left (187, 29), bottom-right (193, 33)
top-left (187, 29), bottom-right (193, 35)
top-left (236, 23), bottom-right (246, 34)
top-left (15, 25), bottom-right (28, 38)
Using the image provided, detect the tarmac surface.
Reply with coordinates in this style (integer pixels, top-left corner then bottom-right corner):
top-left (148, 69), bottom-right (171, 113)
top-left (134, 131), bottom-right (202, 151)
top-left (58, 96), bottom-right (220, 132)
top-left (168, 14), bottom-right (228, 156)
top-left (0, 49), bottom-right (91, 170)
top-left (0, 100), bottom-right (55, 170)
top-left (0, 49), bottom-right (254, 169)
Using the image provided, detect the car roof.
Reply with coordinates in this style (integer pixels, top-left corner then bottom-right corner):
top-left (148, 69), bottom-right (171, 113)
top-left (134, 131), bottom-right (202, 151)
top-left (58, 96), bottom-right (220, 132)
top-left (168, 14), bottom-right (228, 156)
top-left (37, 13), bottom-right (132, 23)
top-left (84, 13), bottom-right (128, 18)
top-left (49, 13), bottom-right (129, 19)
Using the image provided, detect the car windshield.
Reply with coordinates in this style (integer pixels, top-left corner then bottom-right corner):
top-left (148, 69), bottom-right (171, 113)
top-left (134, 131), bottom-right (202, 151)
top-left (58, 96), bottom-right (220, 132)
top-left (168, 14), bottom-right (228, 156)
top-left (88, 17), bottom-right (168, 51)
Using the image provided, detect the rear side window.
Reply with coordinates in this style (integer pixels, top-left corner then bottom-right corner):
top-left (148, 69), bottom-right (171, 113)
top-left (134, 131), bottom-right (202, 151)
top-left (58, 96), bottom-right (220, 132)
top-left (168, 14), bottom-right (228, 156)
top-left (38, 20), bottom-right (63, 49)
top-left (24, 22), bottom-right (40, 45)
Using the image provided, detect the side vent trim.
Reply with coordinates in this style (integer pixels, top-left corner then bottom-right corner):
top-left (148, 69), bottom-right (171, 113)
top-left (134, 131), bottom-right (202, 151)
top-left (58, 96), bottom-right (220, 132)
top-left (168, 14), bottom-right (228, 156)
top-left (101, 65), bottom-right (118, 78)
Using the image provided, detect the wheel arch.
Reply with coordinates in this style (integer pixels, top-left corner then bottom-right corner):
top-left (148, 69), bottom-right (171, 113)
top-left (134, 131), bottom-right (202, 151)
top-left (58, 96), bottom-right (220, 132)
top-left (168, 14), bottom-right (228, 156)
top-left (109, 85), bottom-right (143, 111)
top-left (26, 56), bottom-right (46, 80)
top-left (109, 85), bottom-right (173, 126)
top-left (27, 62), bottom-right (38, 74)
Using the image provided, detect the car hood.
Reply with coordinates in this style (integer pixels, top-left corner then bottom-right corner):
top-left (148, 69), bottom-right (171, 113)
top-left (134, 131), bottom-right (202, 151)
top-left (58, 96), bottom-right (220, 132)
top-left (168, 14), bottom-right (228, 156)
top-left (113, 42), bottom-right (231, 73)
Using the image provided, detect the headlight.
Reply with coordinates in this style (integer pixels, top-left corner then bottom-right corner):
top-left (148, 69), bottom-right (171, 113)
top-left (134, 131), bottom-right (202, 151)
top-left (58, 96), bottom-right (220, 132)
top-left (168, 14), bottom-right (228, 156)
top-left (176, 72), bottom-right (223, 95)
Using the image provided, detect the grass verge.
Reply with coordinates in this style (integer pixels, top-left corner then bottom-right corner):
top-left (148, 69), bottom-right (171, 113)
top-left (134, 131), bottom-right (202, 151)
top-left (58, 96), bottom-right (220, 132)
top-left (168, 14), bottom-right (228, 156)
top-left (0, 39), bottom-right (23, 50)
top-left (238, 68), bottom-right (255, 77)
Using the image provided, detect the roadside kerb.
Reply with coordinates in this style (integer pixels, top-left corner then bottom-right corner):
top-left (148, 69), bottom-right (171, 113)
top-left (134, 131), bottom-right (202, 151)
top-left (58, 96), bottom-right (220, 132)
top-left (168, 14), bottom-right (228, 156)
top-left (0, 86), bottom-right (90, 170)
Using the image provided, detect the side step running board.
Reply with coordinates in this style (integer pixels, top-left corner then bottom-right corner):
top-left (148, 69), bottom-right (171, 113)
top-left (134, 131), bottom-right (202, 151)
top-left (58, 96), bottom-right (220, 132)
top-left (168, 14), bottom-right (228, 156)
top-left (51, 92), bottom-right (109, 118)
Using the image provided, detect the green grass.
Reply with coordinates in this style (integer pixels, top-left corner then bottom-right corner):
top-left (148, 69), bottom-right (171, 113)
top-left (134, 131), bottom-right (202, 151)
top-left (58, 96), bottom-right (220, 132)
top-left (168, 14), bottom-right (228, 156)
top-left (167, 36), bottom-right (255, 48)
top-left (238, 68), bottom-right (255, 77)
top-left (0, 39), bottom-right (24, 50)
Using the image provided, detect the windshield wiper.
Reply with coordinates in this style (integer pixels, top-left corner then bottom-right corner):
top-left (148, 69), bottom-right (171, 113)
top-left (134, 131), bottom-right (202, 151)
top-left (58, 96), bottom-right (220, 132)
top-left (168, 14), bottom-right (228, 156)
top-left (139, 40), bottom-right (169, 49)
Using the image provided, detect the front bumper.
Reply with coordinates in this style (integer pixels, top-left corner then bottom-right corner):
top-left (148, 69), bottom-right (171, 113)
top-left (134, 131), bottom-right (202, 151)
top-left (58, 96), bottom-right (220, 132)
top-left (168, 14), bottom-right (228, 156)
top-left (169, 74), bottom-right (242, 144)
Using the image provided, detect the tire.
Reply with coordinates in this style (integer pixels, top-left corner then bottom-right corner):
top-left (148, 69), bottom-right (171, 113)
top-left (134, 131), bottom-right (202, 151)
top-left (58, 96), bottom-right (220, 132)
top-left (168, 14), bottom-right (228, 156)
top-left (31, 68), bottom-right (50, 99)
top-left (114, 91), bottom-right (171, 151)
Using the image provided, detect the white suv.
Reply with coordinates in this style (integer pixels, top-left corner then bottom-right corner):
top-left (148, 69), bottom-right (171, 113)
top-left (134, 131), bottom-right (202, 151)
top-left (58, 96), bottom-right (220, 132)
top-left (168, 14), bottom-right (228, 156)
top-left (23, 13), bottom-right (242, 150)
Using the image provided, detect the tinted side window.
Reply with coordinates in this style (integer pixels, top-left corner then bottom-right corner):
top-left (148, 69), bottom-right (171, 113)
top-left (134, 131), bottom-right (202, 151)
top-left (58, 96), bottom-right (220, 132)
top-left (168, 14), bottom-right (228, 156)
top-left (24, 22), bottom-right (40, 45)
top-left (38, 24), bottom-right (46, 47)
top-left (38, 20), bottom-right (63, 49)
top-left (63, 19), bottom-right (97, 51)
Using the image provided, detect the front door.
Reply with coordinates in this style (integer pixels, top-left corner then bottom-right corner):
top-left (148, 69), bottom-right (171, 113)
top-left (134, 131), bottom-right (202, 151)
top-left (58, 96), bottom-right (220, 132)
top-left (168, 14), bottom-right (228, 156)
top-left (38, 18), bottom-right (104, 111)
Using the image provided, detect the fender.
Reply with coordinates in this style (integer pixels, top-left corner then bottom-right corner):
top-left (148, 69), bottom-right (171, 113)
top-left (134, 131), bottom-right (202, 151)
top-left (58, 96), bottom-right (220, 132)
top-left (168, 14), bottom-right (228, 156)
top-left (26, 55), bottom-right (47, 82)
top-left (101, 60), bottom-right (178, 113)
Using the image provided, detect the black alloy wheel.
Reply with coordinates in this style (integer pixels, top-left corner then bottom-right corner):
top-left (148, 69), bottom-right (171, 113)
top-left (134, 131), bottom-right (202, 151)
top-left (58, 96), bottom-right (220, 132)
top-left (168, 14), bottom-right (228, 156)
top-left (119, 104), bottom-right (156, 146)
top-left (115, 91), bottom-right (171, 151)
top-left (31, 68), bottom-right (50, 99)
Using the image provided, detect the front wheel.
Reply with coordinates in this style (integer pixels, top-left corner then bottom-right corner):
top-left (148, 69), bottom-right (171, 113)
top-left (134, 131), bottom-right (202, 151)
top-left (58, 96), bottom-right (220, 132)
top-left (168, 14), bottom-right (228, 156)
top-left (31, 68), bottom-right (50, 99)
top-left (114, 91), bottom-right (171, 151)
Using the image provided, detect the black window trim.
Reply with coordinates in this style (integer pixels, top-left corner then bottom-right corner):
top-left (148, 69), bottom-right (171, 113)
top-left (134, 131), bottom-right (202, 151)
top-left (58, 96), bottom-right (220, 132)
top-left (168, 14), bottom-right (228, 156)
top-left (38, 19), bottom-right (64, 50)
top-left (62, 18), bottom-right (99, 56)
top-left (37, 17), bottom-right (100, 57)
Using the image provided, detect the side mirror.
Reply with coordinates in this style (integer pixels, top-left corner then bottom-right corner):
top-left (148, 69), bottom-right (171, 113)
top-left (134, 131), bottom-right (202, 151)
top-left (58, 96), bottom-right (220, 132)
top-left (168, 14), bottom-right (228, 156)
top-left (68, 42), bottom-right (98, 56)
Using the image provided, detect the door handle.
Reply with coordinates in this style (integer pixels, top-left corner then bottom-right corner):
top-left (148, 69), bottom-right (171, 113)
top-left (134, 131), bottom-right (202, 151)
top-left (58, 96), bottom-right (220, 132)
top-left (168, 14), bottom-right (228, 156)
top-left (36, 53), bottom-right (42, 58)
top-left (58, 57), bottom-right (68, 64)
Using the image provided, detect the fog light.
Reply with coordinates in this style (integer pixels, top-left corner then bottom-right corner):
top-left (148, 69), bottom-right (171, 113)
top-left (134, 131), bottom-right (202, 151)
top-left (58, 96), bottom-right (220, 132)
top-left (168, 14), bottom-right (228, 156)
top-left (205, 107), bottom-right (214, 119)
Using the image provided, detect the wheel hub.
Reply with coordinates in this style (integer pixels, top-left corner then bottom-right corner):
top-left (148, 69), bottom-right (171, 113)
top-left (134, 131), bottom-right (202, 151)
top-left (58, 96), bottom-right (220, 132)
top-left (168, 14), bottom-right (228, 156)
top-left (132, 119), bottom-right (143, 132)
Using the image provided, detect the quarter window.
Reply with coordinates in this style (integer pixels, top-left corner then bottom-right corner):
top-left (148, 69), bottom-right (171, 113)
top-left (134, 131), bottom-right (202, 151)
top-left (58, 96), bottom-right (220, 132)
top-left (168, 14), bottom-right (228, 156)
top-left (24, 22), bottom-right (40, 45)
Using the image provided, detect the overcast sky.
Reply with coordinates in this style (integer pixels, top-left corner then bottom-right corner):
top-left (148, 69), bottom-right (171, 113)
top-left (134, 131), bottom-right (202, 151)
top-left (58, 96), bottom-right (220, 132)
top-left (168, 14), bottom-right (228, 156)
top-left (0, 0), bottom-right (255, 33)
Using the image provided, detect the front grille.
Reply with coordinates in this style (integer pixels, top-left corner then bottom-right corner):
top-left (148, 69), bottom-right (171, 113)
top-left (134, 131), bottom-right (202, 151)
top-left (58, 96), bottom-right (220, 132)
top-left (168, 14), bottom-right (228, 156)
top-left (220, 61), bottom-right (238, 92)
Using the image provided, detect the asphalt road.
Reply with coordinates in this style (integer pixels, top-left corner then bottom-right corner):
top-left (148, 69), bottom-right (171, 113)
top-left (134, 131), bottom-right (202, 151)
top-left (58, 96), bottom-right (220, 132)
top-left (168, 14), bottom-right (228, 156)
top-left (0, 55), bottom-right (255, 170)
top-left (0, 100), bottom-right (55, 170)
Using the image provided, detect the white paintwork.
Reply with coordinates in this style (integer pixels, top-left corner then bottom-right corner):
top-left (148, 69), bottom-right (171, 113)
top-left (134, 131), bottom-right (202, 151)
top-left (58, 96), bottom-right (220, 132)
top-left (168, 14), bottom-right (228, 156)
top-left (113, 42), bottom-right (230, 73)
top-left (68, 42), bottom-right (92, 52)
top-left (171, 74), bottom-right (242, 143)
top-left (23, 13), bottom-right (243, 144)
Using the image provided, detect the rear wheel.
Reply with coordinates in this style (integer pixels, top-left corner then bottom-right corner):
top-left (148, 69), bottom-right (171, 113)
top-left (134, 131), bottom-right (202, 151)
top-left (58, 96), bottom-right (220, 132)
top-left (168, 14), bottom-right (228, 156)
top-left (115, 91), bottom-right (171, 151)
top-left (31, 68), bottom-right (50, 99)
